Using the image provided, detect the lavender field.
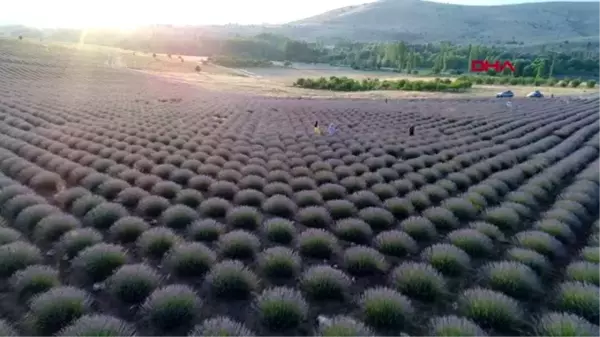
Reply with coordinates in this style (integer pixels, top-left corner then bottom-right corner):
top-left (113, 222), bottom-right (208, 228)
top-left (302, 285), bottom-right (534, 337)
top-left (0, 40), bottom-right (598, 336)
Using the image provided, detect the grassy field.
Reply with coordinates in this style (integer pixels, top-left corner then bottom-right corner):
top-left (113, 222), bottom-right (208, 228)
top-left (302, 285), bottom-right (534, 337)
top-left (0, 37), bottom-right (598, 336)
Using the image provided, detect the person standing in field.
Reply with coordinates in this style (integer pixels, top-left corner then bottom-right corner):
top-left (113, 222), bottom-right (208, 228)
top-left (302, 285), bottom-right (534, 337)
top-left (314, 121), bottom-right (322, 135)
top-left (327, 123), bottom-right (336, 136)
top-left (409, 125), bottom-right (415, 136)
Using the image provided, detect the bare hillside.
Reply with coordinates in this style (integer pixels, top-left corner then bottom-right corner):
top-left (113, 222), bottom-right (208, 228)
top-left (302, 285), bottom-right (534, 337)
top-left (284, 0), bottom-right (599, 43)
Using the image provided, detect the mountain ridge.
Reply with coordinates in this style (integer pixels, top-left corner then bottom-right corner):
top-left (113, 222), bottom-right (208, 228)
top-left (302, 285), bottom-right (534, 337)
top-left (281, 0), bottom-right (599, 43)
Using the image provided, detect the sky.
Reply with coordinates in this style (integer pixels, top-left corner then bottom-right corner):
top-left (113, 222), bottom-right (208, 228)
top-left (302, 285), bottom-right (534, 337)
top-left (1, 0), bottom-right (597, 28)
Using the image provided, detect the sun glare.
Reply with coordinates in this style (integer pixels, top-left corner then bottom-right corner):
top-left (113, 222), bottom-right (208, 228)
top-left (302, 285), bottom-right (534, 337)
top-left (4, 0), bottom-right (377, 29)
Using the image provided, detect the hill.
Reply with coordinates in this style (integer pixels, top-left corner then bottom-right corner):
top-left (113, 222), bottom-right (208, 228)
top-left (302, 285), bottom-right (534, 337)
top-left (280, 0), bottom-right (599, 44)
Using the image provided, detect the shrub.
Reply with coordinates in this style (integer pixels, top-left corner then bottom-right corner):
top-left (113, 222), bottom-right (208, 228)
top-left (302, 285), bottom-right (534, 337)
top-left (68, 194), bottom-right (103, 217)
top-left (297, 228), bottom-right (339, 259)
top-left (514, 230), bottom-right (566, 260)
top-left (226, 206), bottom-right (262, 230)
top-left (297, 206), bottom-right (332, 228)
top-left (421, 243), bottom-right (471, 276)
top-left (358, 207), bottom-right (395, 230)
top-left (326, 199), bottom-right (358, 220)
top-left (83, 202), bottom-right (129, 229)
top-left (199, 197), bottom-right (232, 217)
top-left (484, 207), bottom-right (521, 232)
top-left (263, 182), bottom-right (294, 197)
top-left (428, 315), bottom-right (487, 336)
top-left (585, 80), bottom-right (596, 88)
top-left (137, 227), bottom-right (181, 259)
top-left (218, 230), bottom-right (261, 259)
top-left (0, 320), bottom-right (17, 336)
top-left (57, 314), bottom-right (136, 336)
top-left (96, 180), bottom-right (130, 200)
top-left (384, 197), bottom-right (415, 220)
top-left (238, 175), bottom-right (267, 191)
top-left (26, 286), bottom-right (92, 335)
top-left (163, 242), bottom-right (216, 278)
top-left (115, 187), bottom-right (149, 209)
top-left (234, 189), bottom-right (266, 207)
top-left (580, 246), bottom-right (600, 264)
top-left (58, 228), bottom-right (103, 259)
top-left (534, 219), bottom-right (576, 245)
top-left (342, 246), bottom-right (388, 276)
top-left (263, 195), bottom-right (298, 218)
top-left (142, 285), bottom-right (201, 331)
top-left (370, 183), bottom-right (397, 200)
top-left (0, 185), bottom-right (31, 205)
top-left (422, 184), bottom-right (450, 203)
top-left (447, 229), bottom-right (494, 256)
top-left (290, 176), bottom-right (318, 192)
top-left (555, 281), bottom-right (599, 324)
top-left (189, 316), bottom-right (255, 336)
top-left (479, 261), bottom-right (542, 300)
top-left (108, 263), bottom-right (161, 304)
top-left (160, 205), bottom-right (199, 230)
top-left (424, 207), bottom-right (460, 231)
top-left (334, 218), bottom-right (373, 244)
top-left (469, 221), bottom-right (506, 242)
top-left (258, 246), bottom-right (301, 279)
top-left (14, 204), bottom-right (59, 233)
top-left (136, 195), bottom-right (171, 218)
top-left (317, 315), bottom-right (374, 336)
top-left (205, 260), bottom-right (259, 299)
top-left (188, 175), bottom-right (215, 192)
top-left (535, 311), bottom-right (599, 336)
top-left (442, 198), bottom-right (478, 220)
top-left (456, 288), bottom-right (523, 332)
top-left (350, 191), bottom-right (382, 209)
top-left (187, 219), bottom-right (224, 243)
top-left (374, 230), bottom-right (418, 257)
top-left (174, 189), bottom-right (204, 208)
top-left (301, 265), bottom-right (352, 301)
top-left (109, 216), bottom-right (150, 244)
top-left (504, 247), bottom-right (551, 276)
top-left (390, 262), bottom-right (447, 301)
top-left (72, 243), bottom-right (127, 283)
top-left (34, 214), bottom-right (81, 245)
top-left (359, 287), bottom-right (414, 330)
top-left (340, 176), bottom-right (367, 194)
top-left (0, 227), bottom-right (21, 245)
top-left (256, 287), bottom-right (308, 331)
top-left (318, 183), bottom-right (347, 200)
top-left (209, 181), bottom-right (239, 200)
top-left (262, 218), bottom-right (297, 244)
top-left (407, 191), bottom-right (432, 211)
top-left (11, 265), bottom-right (60, 299)
top-left (151, 181), bottom-right (182, 200)
top-left (2, 194), bottom-right (46, 221)
top-left (0, 241), bottom-right (43, 277)
top-left (400, 216), bottom-right (437, 241)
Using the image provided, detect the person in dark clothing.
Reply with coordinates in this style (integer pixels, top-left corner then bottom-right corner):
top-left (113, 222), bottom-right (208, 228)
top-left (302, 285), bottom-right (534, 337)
top-left (385, 98), bottom-right (388, 103)
top-left (409, 125), bottom-right (415, 136)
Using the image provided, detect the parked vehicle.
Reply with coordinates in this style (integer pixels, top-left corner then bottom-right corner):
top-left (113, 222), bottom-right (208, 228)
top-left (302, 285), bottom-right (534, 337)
top-left (527, 90), bottom-right (544, 98)
top-left (496, 90), bottom-right (514, 98)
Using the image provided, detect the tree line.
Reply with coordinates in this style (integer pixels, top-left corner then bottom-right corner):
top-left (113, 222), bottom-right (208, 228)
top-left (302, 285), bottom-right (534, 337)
top-left (325, 41), bottom-right (598, 79)
top-left (39, 29), bottom-right (599, 78)
top-left (293, 76), bottom-right (473, 92)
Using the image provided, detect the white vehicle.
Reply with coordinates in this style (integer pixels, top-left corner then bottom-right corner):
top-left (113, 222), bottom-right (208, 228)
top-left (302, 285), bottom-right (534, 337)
top-left (527, 90), bottom-right (544, 98)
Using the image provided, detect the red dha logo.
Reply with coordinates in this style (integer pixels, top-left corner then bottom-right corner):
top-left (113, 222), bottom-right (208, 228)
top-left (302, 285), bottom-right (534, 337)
top-left (471, 60), bottom-right (515, 73)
